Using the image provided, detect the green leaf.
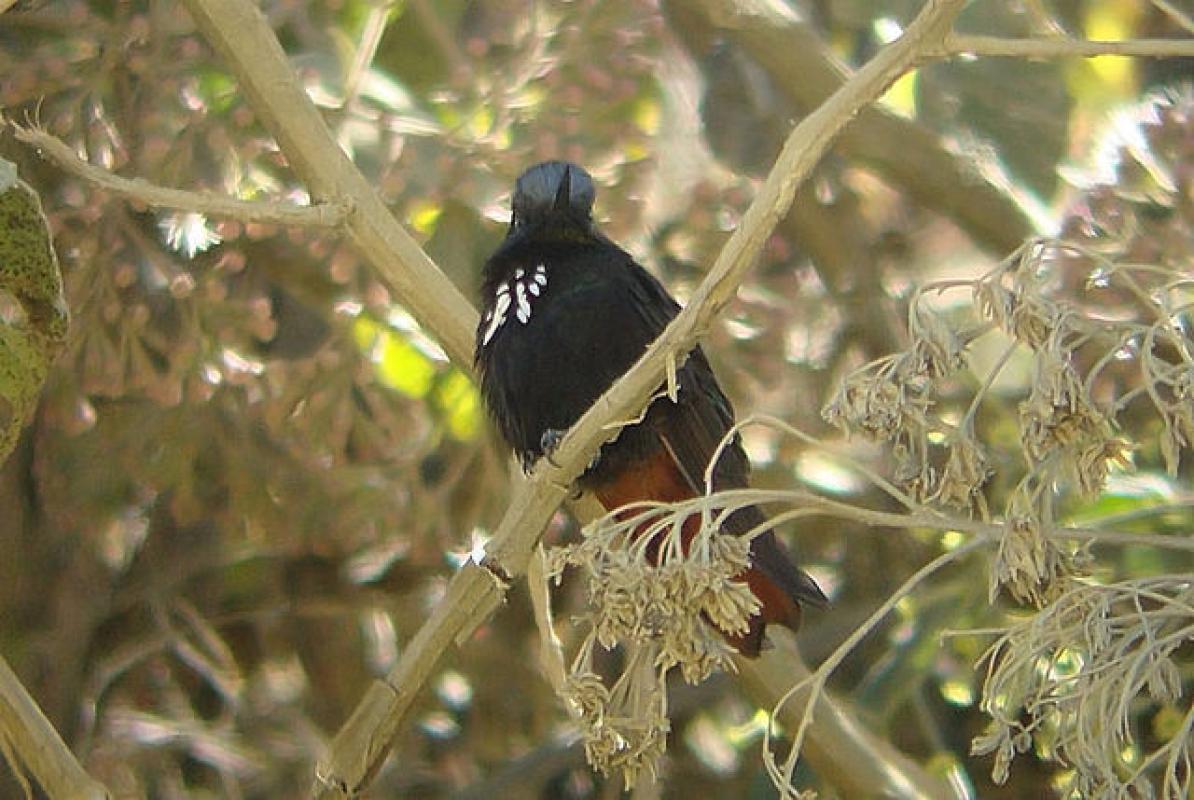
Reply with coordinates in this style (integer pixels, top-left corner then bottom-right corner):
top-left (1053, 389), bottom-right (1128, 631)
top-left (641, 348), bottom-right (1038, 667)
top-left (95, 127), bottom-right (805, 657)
top-left (377, 331), bottom-right (436, 398)
top-left (434, 370), bottom-right (481, 441)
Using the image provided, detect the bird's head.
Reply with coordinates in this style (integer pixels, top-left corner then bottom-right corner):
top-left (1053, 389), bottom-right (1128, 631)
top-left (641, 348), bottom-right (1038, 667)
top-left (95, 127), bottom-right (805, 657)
top-left (510, 161), bottom-right (596, 236)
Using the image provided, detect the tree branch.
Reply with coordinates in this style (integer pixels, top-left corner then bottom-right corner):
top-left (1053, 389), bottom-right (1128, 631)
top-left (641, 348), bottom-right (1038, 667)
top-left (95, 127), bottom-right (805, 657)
top-left (936, 33), bottom-right (1194, 59)
top-left (668, 0), bottom-right (1036, 255)
top-left (1152, 0), bottom-right (1194, 36)
top-left (180, 0), bottom-right (478, 369)
top-left (0, 657), bottom-right (110, 800)
top-left (8, 123), bottom-right (349, 229)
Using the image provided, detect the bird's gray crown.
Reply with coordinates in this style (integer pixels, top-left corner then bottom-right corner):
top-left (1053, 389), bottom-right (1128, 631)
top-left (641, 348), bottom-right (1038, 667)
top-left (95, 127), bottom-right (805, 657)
top-left (511, 161), bottom-right (595, 227)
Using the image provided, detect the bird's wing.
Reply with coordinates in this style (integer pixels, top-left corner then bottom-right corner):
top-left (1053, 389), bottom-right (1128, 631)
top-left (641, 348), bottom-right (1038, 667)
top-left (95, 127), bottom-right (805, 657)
top-left (623, 263), bottom-right (751, 493)
top-left (627, 264), bottom-right (828, 609)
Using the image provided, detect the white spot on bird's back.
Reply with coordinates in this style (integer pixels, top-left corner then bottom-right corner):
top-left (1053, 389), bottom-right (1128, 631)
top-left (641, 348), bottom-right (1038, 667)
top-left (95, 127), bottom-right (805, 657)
top-left (515, 282), bottom-right (531, 323)
top-left (481, 265), bottom-right (549, 345)
top-left (482, 286), bottom-right (511, 345)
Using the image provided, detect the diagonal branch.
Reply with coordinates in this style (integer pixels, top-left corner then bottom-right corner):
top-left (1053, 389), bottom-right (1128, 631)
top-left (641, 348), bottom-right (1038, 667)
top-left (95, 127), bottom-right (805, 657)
top-left (8, 122), bottom-right (349, 229)
top-left (668, 0), bottom-right (1035, 254)
top-left (0, 657), bottom-right (109, 800)
top-left (181, 0), bottom-right (478, 369)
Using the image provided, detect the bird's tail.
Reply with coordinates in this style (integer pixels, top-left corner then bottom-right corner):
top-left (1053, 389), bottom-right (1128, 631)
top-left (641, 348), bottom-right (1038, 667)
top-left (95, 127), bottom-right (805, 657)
top-left (592, 456), bottom-right (826, 657)
top-left (726, 506), bottom-right (828, 657)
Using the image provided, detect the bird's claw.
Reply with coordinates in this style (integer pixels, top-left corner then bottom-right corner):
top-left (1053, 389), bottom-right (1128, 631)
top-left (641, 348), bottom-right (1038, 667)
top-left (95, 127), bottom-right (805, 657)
top-left (540, 427), bottom-right (565, 456)
top-left (535, 429), bottom-right (600, 483)
top-left (539, 428), bottom-right (566, 468)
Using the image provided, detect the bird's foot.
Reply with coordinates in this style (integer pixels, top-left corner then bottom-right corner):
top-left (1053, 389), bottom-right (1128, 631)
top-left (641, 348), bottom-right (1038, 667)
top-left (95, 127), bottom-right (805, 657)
top-left (539, 428), bottom-right (566, 468)
top-left (536, 428), bottom-right (601, 481)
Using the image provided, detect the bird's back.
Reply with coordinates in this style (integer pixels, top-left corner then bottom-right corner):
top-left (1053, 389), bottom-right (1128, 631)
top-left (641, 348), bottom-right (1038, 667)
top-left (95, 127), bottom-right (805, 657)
top-left (477, 236), bottom-right (666, 471)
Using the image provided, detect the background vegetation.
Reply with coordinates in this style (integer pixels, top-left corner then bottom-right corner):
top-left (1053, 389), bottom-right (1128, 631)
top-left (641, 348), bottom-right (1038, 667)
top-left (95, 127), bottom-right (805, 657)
top-left (1, 0), bottom-right (1192, 797)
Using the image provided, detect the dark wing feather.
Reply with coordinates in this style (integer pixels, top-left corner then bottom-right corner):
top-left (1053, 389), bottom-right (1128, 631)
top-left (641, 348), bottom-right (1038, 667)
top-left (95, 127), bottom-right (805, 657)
top-left (627, 266), bottom-right (828, 609)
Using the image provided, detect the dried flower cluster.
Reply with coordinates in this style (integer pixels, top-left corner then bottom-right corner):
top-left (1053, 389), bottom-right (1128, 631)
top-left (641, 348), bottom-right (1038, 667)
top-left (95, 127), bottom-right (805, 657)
top-left (969, 84), bottom-right (1194, 797)
top-left (821, 85), bottom-right (1194, 793)
top-left (543, 500), bottom-right (761, 786)
top-left (990, 486), bottom-right (1086, 607)
top-left (558, 645), bottom-right (670, 789)
top-left (972, 578), bottom-right (1192, 797)
top-left (822, 296), bottom-right (979, 511)
top-left (827, 211), bottom-right (1189, 609)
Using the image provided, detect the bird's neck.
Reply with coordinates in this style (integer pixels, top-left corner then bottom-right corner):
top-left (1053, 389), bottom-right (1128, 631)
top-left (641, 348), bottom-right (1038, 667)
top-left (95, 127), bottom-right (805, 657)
top-left (482, 225), bottom-right (606, 293)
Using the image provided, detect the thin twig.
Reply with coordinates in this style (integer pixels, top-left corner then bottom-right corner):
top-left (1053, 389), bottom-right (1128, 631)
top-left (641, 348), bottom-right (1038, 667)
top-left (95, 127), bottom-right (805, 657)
top-left (0, 655), bottom-right (110, 799)
top-left (1152, 0), bottom-right (1194, 36)
top-left (937, 33), bottom-right (1194, 59)
top-left (9, 123), bottom-right (349, 228)
top-left (338, 1), bottom-right (394, 112)
top-left (624, 482), bottom-right (1194, 555)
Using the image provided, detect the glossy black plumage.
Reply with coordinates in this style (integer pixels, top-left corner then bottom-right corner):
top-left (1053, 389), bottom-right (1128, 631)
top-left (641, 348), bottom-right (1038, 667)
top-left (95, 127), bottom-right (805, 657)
top-left (475, 161), bottom-right (826, 654)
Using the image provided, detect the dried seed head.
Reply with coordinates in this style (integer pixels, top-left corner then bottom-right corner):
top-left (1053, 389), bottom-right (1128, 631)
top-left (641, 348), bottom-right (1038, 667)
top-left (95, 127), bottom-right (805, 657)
top-left (990, 496), bottom-right (1077, 607)
top-left (935, 433), bottom-right (992, 510)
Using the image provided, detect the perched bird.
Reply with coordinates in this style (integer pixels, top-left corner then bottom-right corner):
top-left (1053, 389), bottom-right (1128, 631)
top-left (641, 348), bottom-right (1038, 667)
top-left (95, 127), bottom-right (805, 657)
top-left (475, 161), bottom-right (826, 656)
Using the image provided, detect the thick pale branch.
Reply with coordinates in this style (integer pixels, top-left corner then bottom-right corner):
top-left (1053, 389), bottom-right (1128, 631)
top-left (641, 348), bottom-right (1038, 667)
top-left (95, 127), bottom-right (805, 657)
top-left (181, 0), bottom-right (478, 369)
top-left (9, 123), bottom-right (349, 228)
top-left (0, 652), bottom-right (109, 798)
top-left (668, 0), bottom-right (1035, 254)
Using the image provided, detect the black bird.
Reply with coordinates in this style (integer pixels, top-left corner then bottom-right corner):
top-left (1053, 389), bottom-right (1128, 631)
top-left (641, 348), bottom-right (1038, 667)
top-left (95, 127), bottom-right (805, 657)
top-left (475, 161), bottom-right (826, 656)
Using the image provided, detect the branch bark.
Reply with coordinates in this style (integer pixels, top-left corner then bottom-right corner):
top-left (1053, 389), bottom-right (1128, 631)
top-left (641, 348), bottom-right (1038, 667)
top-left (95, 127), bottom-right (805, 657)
top-left (0, 657), bottom-right (109, 800)
top-left (180, 0), bottom-right (478, 369)
top-left (9, 123), bottom-right (349, 228)
top-left (667, 0), bottom-right (1036, 255)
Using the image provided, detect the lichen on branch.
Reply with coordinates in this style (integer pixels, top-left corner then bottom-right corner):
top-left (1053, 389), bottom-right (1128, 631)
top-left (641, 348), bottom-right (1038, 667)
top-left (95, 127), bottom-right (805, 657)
top-left (0, 158), bottom-right (69, 461)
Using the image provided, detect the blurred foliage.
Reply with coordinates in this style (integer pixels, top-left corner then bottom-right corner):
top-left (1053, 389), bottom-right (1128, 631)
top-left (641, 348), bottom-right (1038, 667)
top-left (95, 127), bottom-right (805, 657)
top-left (0, 0), bottom-right (1191, 797)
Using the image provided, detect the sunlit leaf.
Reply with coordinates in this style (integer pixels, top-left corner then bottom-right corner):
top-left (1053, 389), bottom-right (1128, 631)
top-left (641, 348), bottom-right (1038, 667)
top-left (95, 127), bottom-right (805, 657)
top-left (378, 332), bottom-right (435, 398)
top-left (1084, 0), bottom-right (1140, 94)
top-left (408, 199), bottom-right (443, 236)
top-left (353, 316), bottom-right (381, 350)
top-left (434, 370), bottom-right (481, 441)
top-left (880, 69), bottom-right (918, 118)
top-left (468, 105), bottom-right (494, 138)
top-left (633, 95), bottom-right (661, 135)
